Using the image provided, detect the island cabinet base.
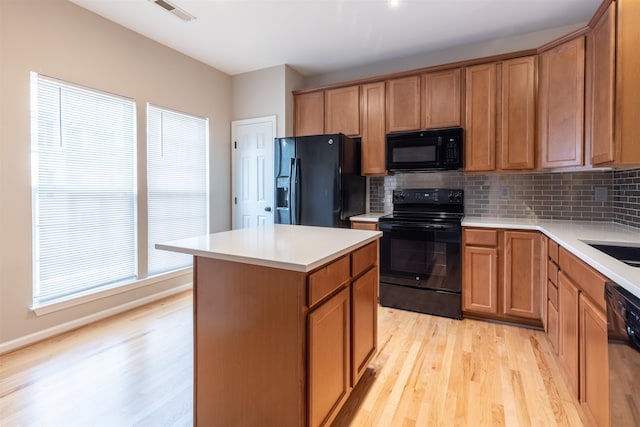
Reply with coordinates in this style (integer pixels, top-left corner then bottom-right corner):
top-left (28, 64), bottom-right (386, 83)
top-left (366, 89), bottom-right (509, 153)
top-left (193, 240), bottom-right (379, 427)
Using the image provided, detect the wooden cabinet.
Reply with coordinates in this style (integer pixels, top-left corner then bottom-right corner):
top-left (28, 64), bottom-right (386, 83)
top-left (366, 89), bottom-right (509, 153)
top-left (386, 75), bottom-right (421, 133)
top-left (544, 242), bottom-right (610, 427)
top-left (502, 230), bottom-right (541, 320)
top-left (351, 220), bottom-right (379, 231)
top-left (464, 63), bottom-right (496, 172)
top-left (539, 37), bottom-right (586, 168)
top-left (557, 271), bottom-right (580, 397)
top-left (463, 229), bottom-right (498, 314)
top-left (422, 68), bottom-right (461, 129)
top-left (499, 56), bottom-right (537, 170)
top-left (463, 228), bottom-right (542, 326)
top-left (324, 86), bottom-right (360, 136)
top-left (588, 0), bottom-right (640, 166)
top-left (579, 292), bottom-right (609, 427)
top-left (465, 57), bottom-right (536, 172)
top-left (360, 82), bottom-right (386, 175)
top-left (308, 287), bottom-right (351, 427)
top-left (351, 267), bottom-right (378, 385)
top-left (193, 240), bottom-right (379, 427)
top-left (588, 1), bottom-right (616, 165)
top-left (295, 91), bottom-right (324, 136)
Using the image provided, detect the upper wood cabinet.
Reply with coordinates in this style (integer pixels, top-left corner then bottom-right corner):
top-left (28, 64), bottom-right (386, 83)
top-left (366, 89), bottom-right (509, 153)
top-left (588, 1), bottom-right (616, 165)
top-left (295, 91), bottom-right (324, 136)
top-left (324, 86), bottom-right (360, 136)
top-left (386, 75), bottom-right (421, 133)
top-left (539, 37), bottom-right (586, 169)
top-left (360, 82), bottom-right (386, 175)
top-left (422, 68), bottom-right (461, 129)
top-left (464, 57), bottom-right (536, 172)
top-left (464, 63), bottom-right (496, 172)
top-left (588, 0), bottom-right (640, 167)
top-left (499, 56), bottom-right (537, 170)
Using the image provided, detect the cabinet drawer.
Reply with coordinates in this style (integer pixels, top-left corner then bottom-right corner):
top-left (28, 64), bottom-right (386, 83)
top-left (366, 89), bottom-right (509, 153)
top-left (559, 247), bottom-right (607, 311)
top-left (308, 255), bottom-right (350, 307)
top-left (351, 221), bottom-right (378, 231)
top-left (548, 260), bottom-right (558, 285)
top-left (548, 280), bottom-right (558, 309)
top-left (464, 229), bottom-right (498, 246)
top-left (548, 239), bottom-right (559, 263)
top-left (351, 242), bottom-right (377, 277)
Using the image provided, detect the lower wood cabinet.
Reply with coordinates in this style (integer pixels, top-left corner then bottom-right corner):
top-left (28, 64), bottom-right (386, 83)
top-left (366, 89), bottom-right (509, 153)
top-left (351, 220), bottom-right (379, 231)
top-left (309, 287), bottom-right (351, 427)
top-left (463, 228), bottom-right (542, 326)
top-left (551, 246), bottom-right (610, 427)
top-left (351, 267), bottom-right (378, 385)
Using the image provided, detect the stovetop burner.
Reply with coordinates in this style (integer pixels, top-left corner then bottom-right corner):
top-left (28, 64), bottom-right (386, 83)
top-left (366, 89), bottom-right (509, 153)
top-left (379, 188), bottom-right (464, 223)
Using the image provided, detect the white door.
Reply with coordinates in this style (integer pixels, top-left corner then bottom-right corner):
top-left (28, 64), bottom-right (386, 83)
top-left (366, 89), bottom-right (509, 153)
top-left (231, 116), bottom-right (276, 229)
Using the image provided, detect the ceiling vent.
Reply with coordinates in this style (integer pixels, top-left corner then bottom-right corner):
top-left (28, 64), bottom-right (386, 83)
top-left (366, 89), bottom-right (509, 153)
top-left (149, 0), bottom-right (196, 22)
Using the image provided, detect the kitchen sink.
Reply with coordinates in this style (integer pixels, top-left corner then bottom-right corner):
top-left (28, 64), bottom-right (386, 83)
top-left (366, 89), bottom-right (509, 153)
top-left (586, 242), bottom-right (640, 267)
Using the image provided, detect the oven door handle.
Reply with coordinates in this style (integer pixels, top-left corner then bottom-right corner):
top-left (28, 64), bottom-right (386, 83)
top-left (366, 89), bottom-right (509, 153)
top-left (379, 222), bottom-right (459, 232)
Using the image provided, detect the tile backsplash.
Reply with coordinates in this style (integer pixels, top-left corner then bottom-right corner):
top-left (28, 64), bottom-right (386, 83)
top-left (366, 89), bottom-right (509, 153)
top-left (369, 168), bottom-right (640, 228)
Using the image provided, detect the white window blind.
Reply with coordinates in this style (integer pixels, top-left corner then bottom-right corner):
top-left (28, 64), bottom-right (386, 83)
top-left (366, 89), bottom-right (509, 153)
top-left (147, 105), bottom-right (209, 276)
top-left (30, 73), bottom-right (137, 305)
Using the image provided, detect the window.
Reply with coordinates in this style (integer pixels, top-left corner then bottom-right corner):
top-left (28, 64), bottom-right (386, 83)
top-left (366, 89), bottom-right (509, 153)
top-left (147, 104), bottom-right (209, 276)
top-left (30, 73), bottom-right (137, 305)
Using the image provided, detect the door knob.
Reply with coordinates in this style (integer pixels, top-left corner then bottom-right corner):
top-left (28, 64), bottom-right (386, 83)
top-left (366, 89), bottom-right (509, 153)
top-left (264, 206), bottom-right (272, 212)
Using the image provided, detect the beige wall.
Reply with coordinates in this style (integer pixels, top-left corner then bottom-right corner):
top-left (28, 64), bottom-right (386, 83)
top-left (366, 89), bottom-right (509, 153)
top-left (0, 0), bottom-right (231, 349)
top-left (304, 23), bottom-right (583, 88)
top-left (231, 64), bottom-right (304, 137)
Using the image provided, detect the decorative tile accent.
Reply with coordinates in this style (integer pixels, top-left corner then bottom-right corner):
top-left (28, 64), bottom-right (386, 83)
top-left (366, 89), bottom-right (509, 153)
top-left (369, 170), bottom-right (617, 222)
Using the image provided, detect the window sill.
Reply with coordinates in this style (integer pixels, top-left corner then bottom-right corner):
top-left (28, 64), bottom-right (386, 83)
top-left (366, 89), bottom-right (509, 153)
top-left (30, 268), bottom-right (192, 316)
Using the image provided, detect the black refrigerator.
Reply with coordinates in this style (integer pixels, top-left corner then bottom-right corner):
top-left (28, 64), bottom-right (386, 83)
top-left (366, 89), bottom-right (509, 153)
top-left (274, 134), bottom-right (366, 228)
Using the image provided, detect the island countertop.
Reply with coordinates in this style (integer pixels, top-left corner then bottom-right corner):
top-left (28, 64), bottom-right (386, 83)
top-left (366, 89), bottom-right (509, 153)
top-left (156, 224), bottom-right (382, 273)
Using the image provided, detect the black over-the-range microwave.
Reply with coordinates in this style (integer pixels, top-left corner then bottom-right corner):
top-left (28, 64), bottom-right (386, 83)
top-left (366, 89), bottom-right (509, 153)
top-left (386, 127), bottom-right (463, 172)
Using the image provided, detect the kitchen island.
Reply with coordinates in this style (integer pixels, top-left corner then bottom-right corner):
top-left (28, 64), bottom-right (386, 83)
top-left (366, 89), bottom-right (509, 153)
top-left (156, 224), bottom-right (382, 427)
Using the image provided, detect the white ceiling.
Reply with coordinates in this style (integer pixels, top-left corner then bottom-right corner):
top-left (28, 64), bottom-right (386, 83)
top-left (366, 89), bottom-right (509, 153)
top-left (68, 0), bottom-right (602, 77)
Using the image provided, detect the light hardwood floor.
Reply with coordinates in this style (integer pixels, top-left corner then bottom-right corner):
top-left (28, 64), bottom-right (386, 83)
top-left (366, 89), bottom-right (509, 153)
top-left (0, 291), bottom-right (589, 426)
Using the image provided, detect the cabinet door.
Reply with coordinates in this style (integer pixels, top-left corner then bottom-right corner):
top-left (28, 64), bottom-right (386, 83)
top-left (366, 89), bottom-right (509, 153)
top-left (295, 92), bottom-right (324, 136)
top-left (386, 75), bottom-right (421, 133)
top-left (589, 1), bottom-right (616, 165)
top-left (422, 68), bottom-right (461, 129)
top-left (502, 231), bottom-right (541, 320)
top-left (547, 300), bottom-right (559, 352)
top-left (308, 287), bottom-right (351, 427)
top-left (558, 272), bottom-right (580, 399)
top-left (360, 82), bottom-right (386, 175)
top-left (464, 63), bottom-right (496, 172)
top-left (579, 293), bottom-right (610, 427)
top-left (325, 86), bottom-right (360, 136)
top-left (463, 245), bottom-right (498, 314)
top-left (500, 56), bottom-right (536, 170)
top-left (351, 267), bottom-right (378, 386)
top-left (539, 37), bottom-right (585, 168)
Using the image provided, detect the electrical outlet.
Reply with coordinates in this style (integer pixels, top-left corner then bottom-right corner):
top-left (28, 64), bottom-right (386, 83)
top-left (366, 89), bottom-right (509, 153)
top-left (501, 186), bottom-right (511, 199)
top-left (595, 186), bottom-right (608, 202)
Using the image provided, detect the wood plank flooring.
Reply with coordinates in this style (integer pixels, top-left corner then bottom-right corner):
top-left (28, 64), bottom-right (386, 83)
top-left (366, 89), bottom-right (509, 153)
top-left (0, 291), bottom-right (589, 426)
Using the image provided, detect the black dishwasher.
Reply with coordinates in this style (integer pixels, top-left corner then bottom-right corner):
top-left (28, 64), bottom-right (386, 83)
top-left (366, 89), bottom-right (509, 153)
top-left (605, 282), bottom-right (640, 427)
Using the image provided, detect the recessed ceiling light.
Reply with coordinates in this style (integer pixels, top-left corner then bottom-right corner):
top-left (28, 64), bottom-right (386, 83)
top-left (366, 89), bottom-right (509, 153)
top-left (389, 0), bottom-right (399, 7)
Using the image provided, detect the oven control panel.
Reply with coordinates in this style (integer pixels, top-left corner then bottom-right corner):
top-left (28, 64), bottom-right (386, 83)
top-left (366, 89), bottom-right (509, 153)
top-left (393, 188), bottom-right (464, 205)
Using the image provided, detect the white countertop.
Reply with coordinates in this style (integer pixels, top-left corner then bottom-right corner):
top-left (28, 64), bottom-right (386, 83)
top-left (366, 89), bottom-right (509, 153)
top-left (156, 224), bottom-right (382, 273)
top-left (350, 212), bottom-right (390, 223)
top-left (463, 217), bottom-right (640, 299)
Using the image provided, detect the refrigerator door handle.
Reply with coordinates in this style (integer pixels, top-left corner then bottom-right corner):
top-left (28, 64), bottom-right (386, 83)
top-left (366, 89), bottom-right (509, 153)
top-left (292, 158), bottom-right (301, 225)
top-left (288, 158), bottom-right (298, 225)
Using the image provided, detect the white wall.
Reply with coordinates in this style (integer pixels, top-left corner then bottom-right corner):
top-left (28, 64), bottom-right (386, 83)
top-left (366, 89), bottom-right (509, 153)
top-left (304, 23), bottom-right (583, 88)
top-left (0, 0), bottom-right (231, 350)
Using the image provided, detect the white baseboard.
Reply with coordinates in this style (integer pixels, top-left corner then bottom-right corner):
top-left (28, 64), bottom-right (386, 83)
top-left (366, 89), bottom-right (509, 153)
top-left (0, 283), bottom-right (193, 355)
